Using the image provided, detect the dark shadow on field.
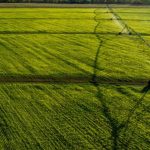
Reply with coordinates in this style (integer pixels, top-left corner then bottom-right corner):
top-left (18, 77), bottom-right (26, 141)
top-left (108, 5), bottom-right (150, 48)
top-left (1, 6), bottom-right (150, 150)
top-left (90, 22), bottom-right (122, 148)
top-left (0, 11), bottom-right (150, 14)
top-left (0, 74), bottom-right (149, 86)
top-left (0, 18), bottom-right (104, 20)
top-left (93, 83), bottom-right (149, 150)
top-left (0, 31), bottom-right (150, 36)
top-left (0, 31), bottom-right (126, 35)
top-left (0, 18), bottom-right (95, 20)
top-left (91, 7), bottom-right (150, 149)
top-left (0, 31), bottom-right (122, 35)
top-left (0, 11), bottom-right (129, 14)
top-left (90, 37), bottom-right (150, 149)
top-left (0, 18), bottom-right (149, 21)
top-left (92, 9), bottom-right (123, 149)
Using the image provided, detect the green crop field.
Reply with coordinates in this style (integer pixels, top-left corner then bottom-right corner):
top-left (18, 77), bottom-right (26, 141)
top-left (0, 5), bottom-right (150, 150)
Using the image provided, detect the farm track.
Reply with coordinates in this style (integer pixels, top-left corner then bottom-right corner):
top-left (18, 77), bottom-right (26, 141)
top-left (0, 7), bottom-right (150, 150)
top-left (0, 12), bottom-right (150, 14)
top-left (0, 18), bottom-right (150, 21)
top-left (93, 8), bottom-right (124, 149)
top-left (107, 5), bottom-right (150, 47)
top-left (91, 8), bottom-right (150, 150)
top-left (0, 75), bottom-right (149, 86)
top-left (0, 31), bottom-right (150, 36)
top-left (0, 7), bottom-right (150, 86)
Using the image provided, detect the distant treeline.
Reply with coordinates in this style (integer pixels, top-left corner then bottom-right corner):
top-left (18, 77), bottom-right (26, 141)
top-left (0, 0), bottom-right (150, 4)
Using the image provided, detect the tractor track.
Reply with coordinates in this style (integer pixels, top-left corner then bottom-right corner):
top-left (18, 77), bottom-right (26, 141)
top-left (0, 6), bottom-right (149, 150)
top-left (0, 7), bottom-right (149, 87)
top-left (92, 7), bottom-right (150, 150)
top-left (0, 75), bottom-right (149, 86)
top-left (107, 5), bottom-right (150, 47)
top-left (0, 31), bottom-right (150, 36)
top-left (0, 18), bottom-right (150, 21)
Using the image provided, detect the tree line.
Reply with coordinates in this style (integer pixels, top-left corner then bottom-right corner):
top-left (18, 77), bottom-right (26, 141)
top-left (0, 0), bottom-right (150, 4)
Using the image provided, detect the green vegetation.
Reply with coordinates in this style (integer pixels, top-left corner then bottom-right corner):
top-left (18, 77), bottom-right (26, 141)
top-left (0, 6), bottom-right (150, 150)
top-left (0, 8), bottom-right (150, 80)
top-left (0, 84), bottom-right (150, 149)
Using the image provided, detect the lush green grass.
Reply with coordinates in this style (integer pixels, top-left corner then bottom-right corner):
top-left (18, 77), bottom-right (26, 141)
top-left (126, 21), bottom-right (150, 34)
top-left (114, 8), bottom-right (150, 13)
top-left (114, 8), bottom-right (150, 34)
top-left (144, 36), bottom-right (150, 42)
top-left (0, 84), bottom-right (149, 149)
top-left (0, 7), bottom-right (150, 150)
top-left (0, 8), bottom-right (149, 80)
top-left (0, 34), bottom-right (150, 80)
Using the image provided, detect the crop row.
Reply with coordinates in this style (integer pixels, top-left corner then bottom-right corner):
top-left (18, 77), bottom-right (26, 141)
top-left (0, 84), bottom-right (149, 149)
top-left (1, 34), bottom-right (150, 80)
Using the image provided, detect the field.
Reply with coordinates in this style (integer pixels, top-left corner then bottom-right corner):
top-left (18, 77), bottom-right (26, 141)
top-left (0, 5), bottom-right (150, 150)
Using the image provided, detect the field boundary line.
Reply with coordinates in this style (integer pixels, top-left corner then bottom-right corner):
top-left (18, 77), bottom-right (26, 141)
top-left (92, 7), bottom-right (150, 150)
top-left (0, 75), bottom-right (149, 86)
top-left (0, 31), bottom-right (150, 36)
top-left (0, 18), bottom-right (150, 21)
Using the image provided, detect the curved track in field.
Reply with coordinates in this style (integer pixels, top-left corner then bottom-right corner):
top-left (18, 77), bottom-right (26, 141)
top-left (0, 6), bottom-right (149, 150)
top-left (0, 8), bottom-right (149, 86)
top-left (91, 7), bottom-right (150, 150)
top-left (93, 8), bottom-right (150, 142)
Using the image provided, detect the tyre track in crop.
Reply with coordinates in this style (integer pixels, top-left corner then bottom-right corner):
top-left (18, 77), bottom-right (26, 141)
top-left (0, 18), bottom-right (93, 20)
top-left (92, 9), bottom-right (119, 149)
top-left (1, 31), bottom-right (150, 36)
top-left (0, 7), bottom-right (150, 86)
top-left (91, 8), bottom-right (150, 150)
top-left (1, 18), bottom-right (150, 22)
top-left (107, 5), bottom-right (131, 34)
top-left (107, 5), bottom-right (150, 48)
top-left (1, 7), bottom-right (150, 150)
top-left (0, 75), bottom-right (150, 86)
top-left (120, 84), bottom-right (150, 143)
top-left (0, 11), bottom-right (150, 14)
top-left (116, 86), bottom-right (150, 149)
top-left (92, 8), bottom-right (121, 150)
top-left (1, 17), bottom-right (150, 21)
